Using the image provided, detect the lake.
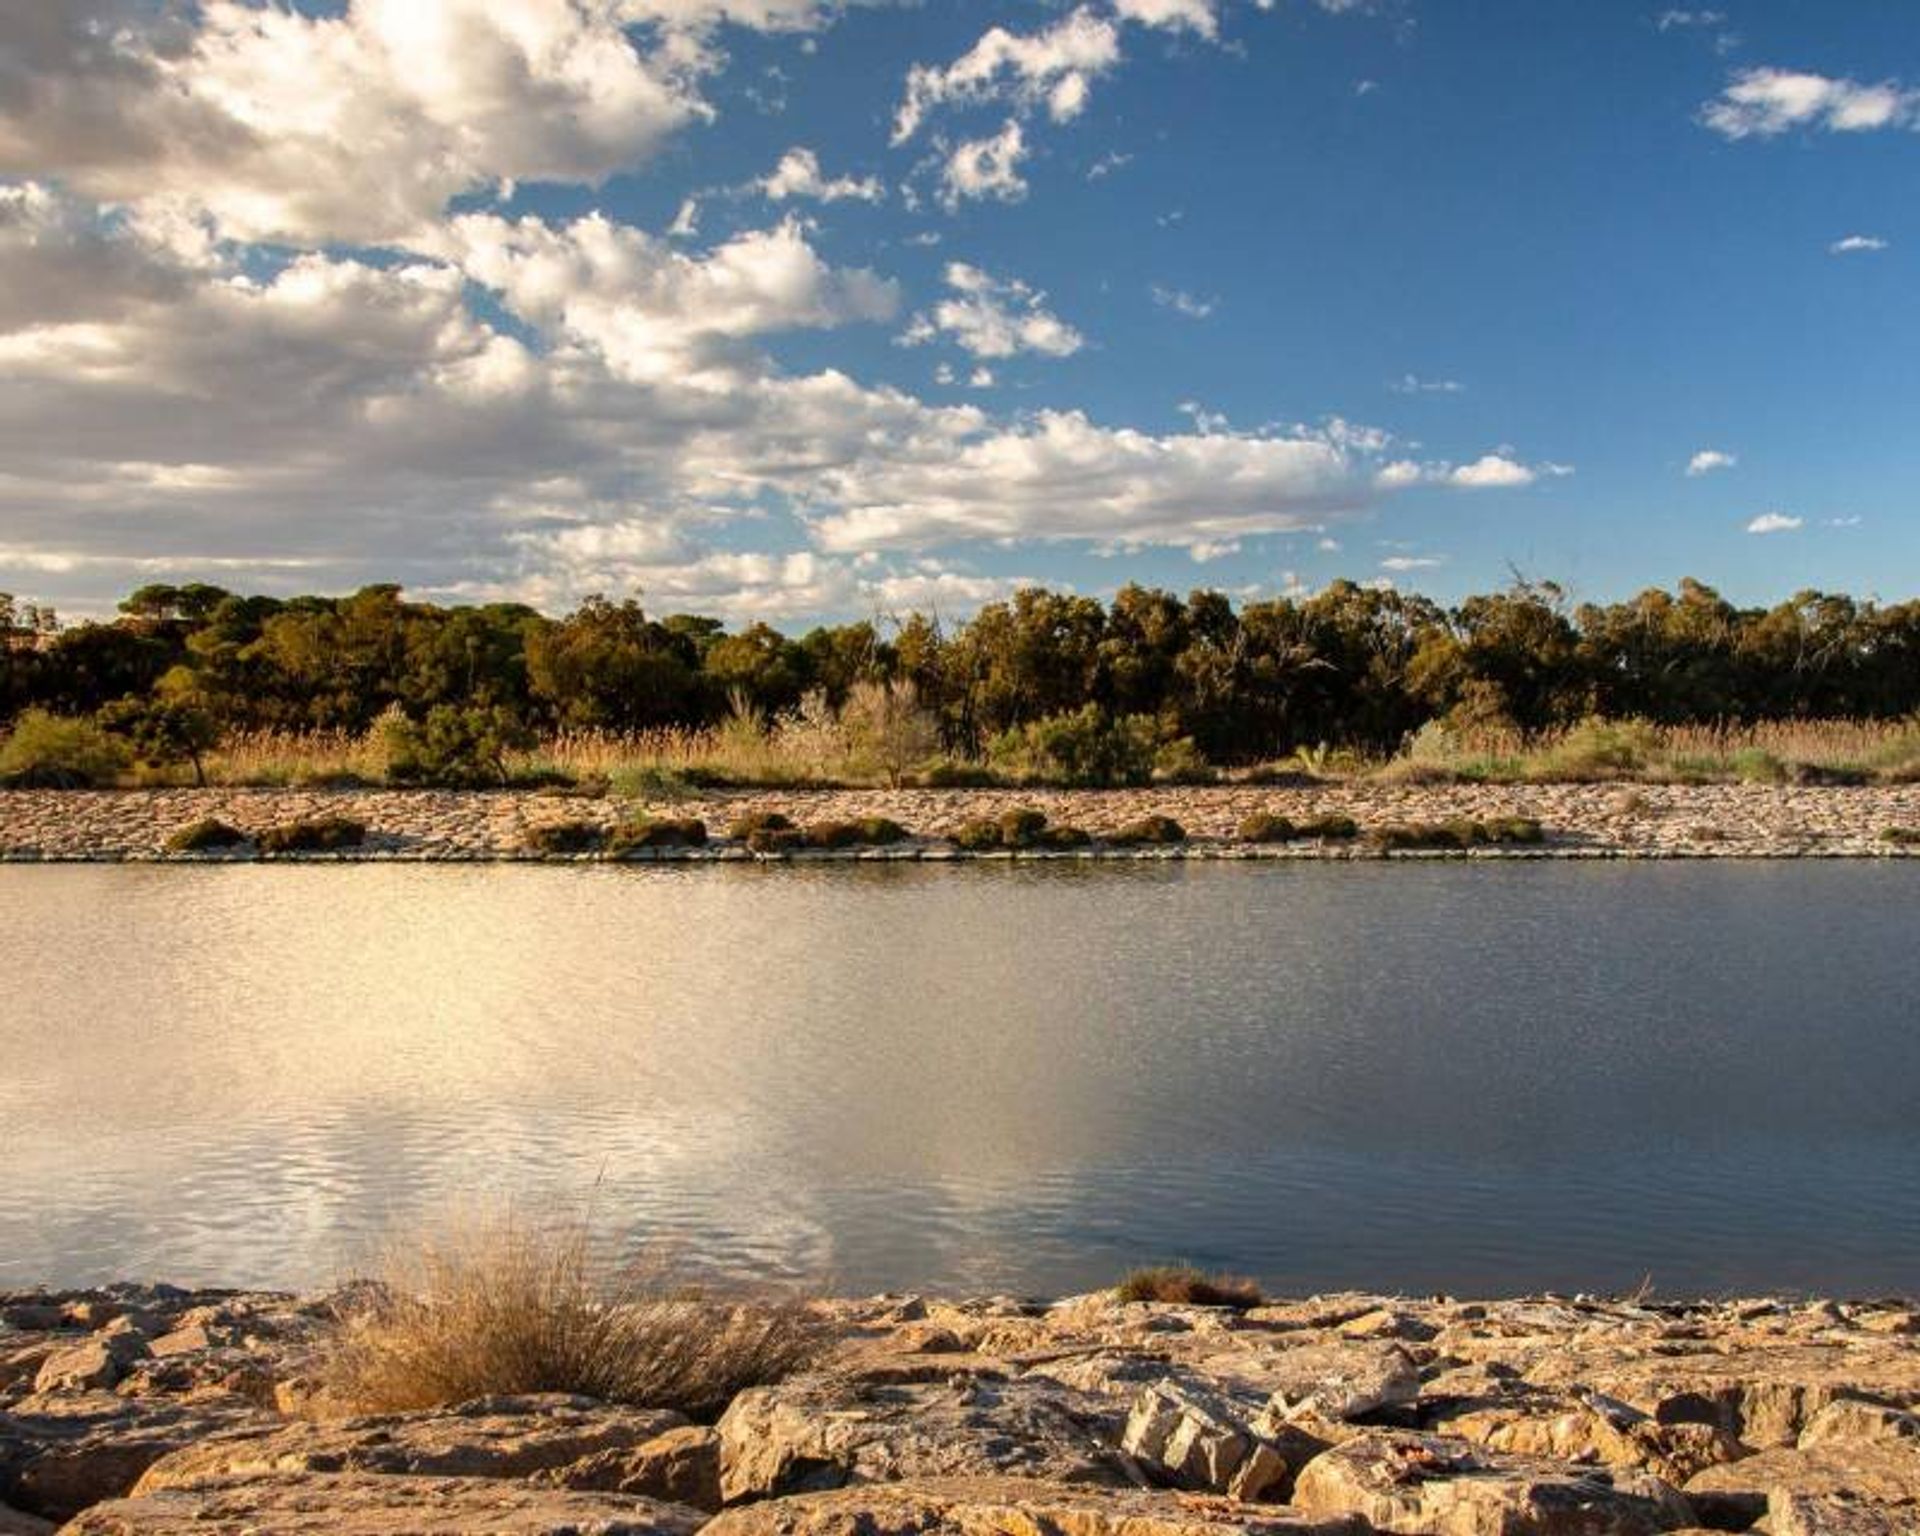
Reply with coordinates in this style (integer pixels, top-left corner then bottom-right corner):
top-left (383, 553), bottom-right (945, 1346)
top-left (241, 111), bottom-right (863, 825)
top-left (4, 861), bottom-right (1917, 1298)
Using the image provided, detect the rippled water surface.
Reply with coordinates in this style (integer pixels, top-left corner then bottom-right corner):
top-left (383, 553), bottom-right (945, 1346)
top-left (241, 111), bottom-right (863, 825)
top-left (5, 861), bottom-right (1919, 1295)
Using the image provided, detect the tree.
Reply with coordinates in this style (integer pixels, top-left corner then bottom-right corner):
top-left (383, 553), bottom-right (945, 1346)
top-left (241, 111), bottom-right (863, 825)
top-left (840, 678), bottom-right (940, 786)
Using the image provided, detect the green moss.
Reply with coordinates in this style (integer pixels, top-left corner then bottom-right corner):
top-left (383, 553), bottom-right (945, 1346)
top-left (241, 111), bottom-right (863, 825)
top-left (164, 818), bottom-right (249, 853)
top-left (521, 820), bottom-right (604, 855)
top-left (255, 816), bottom-right (367, 854)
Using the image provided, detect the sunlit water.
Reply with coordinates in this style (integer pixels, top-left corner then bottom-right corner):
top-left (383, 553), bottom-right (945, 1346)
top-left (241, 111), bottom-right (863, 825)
top-left (4, 862), bottom-right (1918, 1297)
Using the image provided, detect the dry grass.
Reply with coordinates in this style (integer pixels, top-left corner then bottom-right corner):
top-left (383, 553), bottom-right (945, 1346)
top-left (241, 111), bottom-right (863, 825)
top-left (319, 1212), bottom-right (828, 1421)
top-left (1115, 1265), bottom-right (1264, 1309)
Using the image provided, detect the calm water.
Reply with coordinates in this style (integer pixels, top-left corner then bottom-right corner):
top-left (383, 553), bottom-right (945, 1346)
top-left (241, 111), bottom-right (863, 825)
top-left (4, 862), bottom-right (1918, 1298)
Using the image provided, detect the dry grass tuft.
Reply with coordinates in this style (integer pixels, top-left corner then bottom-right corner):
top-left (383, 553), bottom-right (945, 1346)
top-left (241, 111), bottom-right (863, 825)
top-left (1115, 1264), bottom-right (1264, 1309)
top-left (320, 1213), bottom-right (828, 1421)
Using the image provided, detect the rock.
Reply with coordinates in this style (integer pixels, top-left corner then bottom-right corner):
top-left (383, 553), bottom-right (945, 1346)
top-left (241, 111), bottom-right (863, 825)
top-left (0, 1392), bottom-right (266, 1521)
top-left (1682, 1441), bottom-right (1920, 1530)
top-left (1798, 1400), bottom-right (1920, 1448)
top-left (1424, 1393), bottom-right (1743, 1484)
top-left (57, 1473), bottom-right (707, 1536)
top-left (132, 1395), bottom-right (688, 1493)
top-left (1338, 1311), bottom-right (1438, 1344)
top-left (0, 1309), bottom-right (65, 1335)
top-left (1769, 1490), bottom-right (1913, 1535)
top-left (1291, 1429), bottom-right (1692, 1535)
top-left (1123, 1382), bottom-right (1276, 1497)
top-left (1217, 1342), bottom-right (1420, 1424)
top-left (31, 1336), bottom-right (148, 1396)
top-left (699, 1475), bottom-right (1369, 1536)
top-left (534, 1426), bottom-right (723, 1512)
top-left (0, 1505), bottom-right (52, 1536)
top-left (716, 1375), bottom-right (1125, 1502)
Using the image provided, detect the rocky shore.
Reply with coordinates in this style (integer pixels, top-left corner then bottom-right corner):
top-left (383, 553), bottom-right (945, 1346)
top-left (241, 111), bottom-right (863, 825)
top-left (5, 784), bottom-right (1920, 862)
top-left (4, 1283), bottom-right (1919, 1534)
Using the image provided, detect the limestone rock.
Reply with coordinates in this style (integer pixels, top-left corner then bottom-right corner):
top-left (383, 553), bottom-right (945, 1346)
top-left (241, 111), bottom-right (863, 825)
top-left (699, 1475), bottom-right (1369, 1536)
top-left (57, 1472), bottom-right (708, 1536)
top-left (1224, 1342), bottom-right (1420, 1424)
top-left (0, 1392), bottom-right (266, 1522)
top-left (1122, 1382), bottom-right (1279, 1498)
top-left (0, 1505), bottom-right (51, 1536)
top-left (716, 1375), bottom-right (1124, 1502)
top-left (1769, 1490), bottom-right (1914, 1536)
top-left (534, 1425), bottom-right (723, 1512)
top-left (1291, 1429), bottom-right (1692, 1535)
top-left (1424, 1392), bottom-right (1743, 1484)
top-left (1682, 1441), bottom-right (1920, 1530)
top-left (32, 1336), bottom-right (148, 1397)
top-left (1798, 1399), bottom-right (1920, 1448)
top-left (132, 1395), bottom-right (687, 1493)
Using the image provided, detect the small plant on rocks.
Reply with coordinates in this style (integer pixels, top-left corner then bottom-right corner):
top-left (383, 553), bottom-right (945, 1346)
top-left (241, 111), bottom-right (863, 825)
top-left (1881, 827), bottom-right (1920, 847)
top-left (1106, 815), bottom-right (1187, 847)
top-left (164, 818), bottom-right (250, 853)
top-left (522, 821), bottom-right (605, 855)
top-left (607, 817), bottom-right (707, 855)
top-left (1116, 1265), bottom-right (1263, 1309)
top-left (255, 816), bottom-right (367, 854)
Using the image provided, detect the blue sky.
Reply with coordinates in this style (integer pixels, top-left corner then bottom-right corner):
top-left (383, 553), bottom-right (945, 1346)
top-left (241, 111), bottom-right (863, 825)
top-left (0, 0), bottom-right (1913, 620)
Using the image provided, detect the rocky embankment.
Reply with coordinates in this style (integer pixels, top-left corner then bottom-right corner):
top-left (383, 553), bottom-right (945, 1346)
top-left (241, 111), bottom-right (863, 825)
top-left (4, 1284), bottom-right (1919, 1534)
top-left (5, 784), bottom-right (1920, 861)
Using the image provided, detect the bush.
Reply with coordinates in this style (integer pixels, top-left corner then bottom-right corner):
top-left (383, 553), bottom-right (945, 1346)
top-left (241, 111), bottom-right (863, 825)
top-left (1299, 813), bottom-right (1360, 840)
top-left (988, 706), bottom-right (1159, 787)
top-left (950, 817), bottom-right (1006, 852)
top-left (1238, 812), bottom-right (1298, 843)
top-left (948, 806), bottom-right (1079, 852)
top-left (382, 705), bottom-right (537, 788)
top-left (1038, 824), bottom-right (1092, 849)
top-left (1115, 1265), bottom-right (1263, 1310)
top-left (790, 817), bottom-right (913, 850)
top-left (1106, 815), bottom-right (1186, 846)
top-left (522, 820), bottom-right (605, 855)
top-left (164, 818), bottom-right (249, 853)
top-left (727, 810), bottom-right (794, 841)
top-left (918, 761), bottom-right (1000, 788)
top-left (998, 807), bottom-right (1049, 847)
top-left (0, 710), bottom-right (131, 788)
top-left (256, 816), bottom-right (367, 854)
top-left (1153, 737), bottom-right (1217, 785)
top-left (1882, 827), bottom-right (1920, 847)
top-left (1369, 817), bottom-right (1543, 851)
top-left (607, 817), bottom-right (707, 854)
top-left (319, 1211), bottom-right (827, 1421)
top-left (1527, 719), bottom-right (1660, 782)
top-left (854, 816), bottom-right (909, 846)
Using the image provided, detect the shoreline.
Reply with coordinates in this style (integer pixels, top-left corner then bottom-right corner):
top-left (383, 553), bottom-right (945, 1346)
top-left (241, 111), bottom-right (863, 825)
top-left (5, 783), bottom-right (1920, 863)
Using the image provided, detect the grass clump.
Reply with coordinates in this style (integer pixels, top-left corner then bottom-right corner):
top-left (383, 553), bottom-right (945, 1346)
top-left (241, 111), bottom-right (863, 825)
top-left (1368, 817), bottom-right (1544, 852)
top-left (164, 818), bottom-right (249, 853)
top-left (799, 817), bottom-right (912, 849)
top-left (1237, 811), bottom-right (1359, 844)
top-left (1881, 827), bottom-right (1920, 847)
top-left (607, 817), bottom-right (707, 855)
top-left (319, 1212), bottom-right (827, 1422)
top-left (1105, 815), bottom-right (1187, 847)
top-left (949, 807), bottom-right (1092, 852)
top-left (1115, 1265), bottom-right (1263, 1310)
top-left (522, 820), bottom-right (605, 855)
top-left (256, 816), bottom-right (367, 854)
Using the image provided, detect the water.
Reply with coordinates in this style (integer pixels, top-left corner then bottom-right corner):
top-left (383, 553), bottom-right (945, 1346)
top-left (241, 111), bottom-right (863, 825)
top-left (3, 861), bottom-right (1917, 1298)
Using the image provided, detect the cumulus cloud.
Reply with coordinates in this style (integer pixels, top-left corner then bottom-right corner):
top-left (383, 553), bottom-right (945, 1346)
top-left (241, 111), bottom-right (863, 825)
top-left (1448, 454), bottom-right (1540, 489)
top-left (758, 146), bottom-right (885, 203)
top-left (891, 7), bottom-right (1121, 143)
top-left (1746, 512), bottom-right (1804, 534)
top-left (1687, 449), bottom-right (1737, 476)
top-left (1111, 0), bottom-right (1219, 38)
top-left (902, 262), bottom-right (1084, 359)
top-left (940, 120), bottom-right (1031, 208)
top-left (1702, 68), bottom-right (1920, 140)
top-left (1830, 234), bottom-right (1889, 255)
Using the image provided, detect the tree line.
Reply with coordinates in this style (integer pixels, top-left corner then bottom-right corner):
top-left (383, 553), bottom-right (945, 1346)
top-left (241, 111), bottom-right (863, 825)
top-left (3, 577), bottom-right (1918, 772)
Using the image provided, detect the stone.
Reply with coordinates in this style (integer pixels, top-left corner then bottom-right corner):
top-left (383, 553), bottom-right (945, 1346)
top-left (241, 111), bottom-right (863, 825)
top-left (1798, 1399), bottom-right (1920, 1448)
top-left (1216, 1342), bottom-right (1420, 1424)
top-left (57, 1472), bottom-right (708, 1536)
top-left (0, 1506), bottom-right (52, 1536)
top-left (132, 1395), bottom-right (688, 1493)
top-left (699, 1475), bottom-right (1369, 1536)
top-left (1682, 1441), bottom-right (1920, 1530)
top-left (1424, 1393), bottom-right (1743, 1484)
top-left (31, 1335), bottom-right (149, 1397)
top-left (1291, 1429), bottom-right (1692, 1535)
top-left (1769, 1490), bottom-right (1914, 1536)
top-left (534, 1425), bottom-right (723, 1512)
top-left (0, 1392), bottom-right (266, 1522)
top-left (1122, 1382), bottom-right (1259, 1493)
top-left (716, 1375), bottom-right (1126, 1502)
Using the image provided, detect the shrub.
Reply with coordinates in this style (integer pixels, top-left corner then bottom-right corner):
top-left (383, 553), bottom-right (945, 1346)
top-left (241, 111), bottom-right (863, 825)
top-left (607, 817), bottom-right (707, 854)
top-left (1115, 1265), bottom-right (1263, 1310)
top-left (318, 1212), bottom-right (827, 1421)
top-left (998, 807), bottom-right (1049, 847)
top-left (522, 820), bottom-right (605, 855)
top-left (948, 807), bottom-right (1070, 852)
top-left (988, 706), bottom-right (1159, 787)
top-left (1106, 815), bottom-right (1186, 846)
top-left (256, 816), bottom-right (367, 854)
top-left (164, 818), bottom-right (249, 853)
top-left (918, 761), bottom-right (1000, 788)
top-left (1882, 827), bottom-right (1920, 847)
top-left (1153, 737), bottom-right (1217, 785)
top-left (606, 765), bottom-right (698, 802)
top-left (727, 810), bottom-right (794, 841)
top-left (1038, 824), bottom-right (1091, 849)
top-left (950, 817), bottom-right (1006, 852)
top-left (793, 817), bottom-right (913, 850)
top-left (0, 710), bottom-right (131, 788)
top-left (1369, 817), bottom-right (1543, 852)
top-left (855, 816), bottom-right (909, 845)
top-left (1527, 719), bottom-right (1660, 782)
top-left (382, 705), bottom-right (536, 788)
top-left (1299, 813), bottom-right (1360, 840)
top-left (839, 679), bottom-right (942, 787)
top-left (1482, 815), bottom-right (1546, 845)
top-left (1238, 812), bottom-right (1298, 844)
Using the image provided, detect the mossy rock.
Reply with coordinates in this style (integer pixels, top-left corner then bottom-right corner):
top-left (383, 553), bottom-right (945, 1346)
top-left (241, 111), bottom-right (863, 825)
top-left (164, 818), bottom-right (249, 854)
top-left (607, 817), bottom-right (707, 855)
top-left (522, 820), bottom-right (604, 855)
top-left (1106, 815), bottom-right (1186, 847)
top-left (255, 817), bottom-right (367, 855)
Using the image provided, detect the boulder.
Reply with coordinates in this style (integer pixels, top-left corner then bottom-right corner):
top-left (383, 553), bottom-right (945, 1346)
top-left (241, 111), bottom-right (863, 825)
top-left (533, 1425), bottom-right (723, 1512)
top-left (1291, 1429), bottom-right (1692, 1535)
top-left (1798, 1400), bottom-right (1920, 1448)
top-left (57, 1472), bottom-right (707, 1536)
top-left (31, 1336), bottom-right (149, 1397)
top-left (1682, 1441), bottom-right (1920, 1530)
top-left (132, 1395), bottom-right (687, 1493)
top-left (0, 1505), bottom-right (51, 1536)
top-left (1226, 1342), bottom-right (1421, 1424)
top-left (1120, 1381), bottom-right (1310, 1501)
top-left (1769, 1490), bottom-right (1913, 1536)
top-left (0, 1392), bottom-right (266, 1521)
top-left (716, 1375), bottom-right (1124, 1502)
top-left (1424, 1392), bottom-right (1743, 1484)
top-left (699, 1475), bottom-right (1369, 1536)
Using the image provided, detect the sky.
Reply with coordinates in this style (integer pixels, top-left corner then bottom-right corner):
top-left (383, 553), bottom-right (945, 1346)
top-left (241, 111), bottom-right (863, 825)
top-left (0, 0), bottom-right (1914, 624)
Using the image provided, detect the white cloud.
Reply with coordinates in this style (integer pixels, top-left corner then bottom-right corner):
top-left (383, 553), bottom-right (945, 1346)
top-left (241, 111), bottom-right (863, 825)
top-left (1702, 68), bottom-right (1920, 140)
top-left (1746, 512), bottom-right (1804, 534)
top-left (1380, 555), bottom-right (1443, 571)
top-left (1687, 449), bottom-right (1737, 476)
top-left (1112, 0), bottom-right (1219, 38)
top-left (939, 120), bottom-right (1031, 208)
top-left (892, 8), bottom-right (1121, 144)
top-left (1151, 284), bottom-right (1217, 319)
top-left (1449, 454), bottom-right (1539, 489)
top-left (1389, 373), bottom-right (1464, 395)
top-left (902, 263), bottom-right (1084, 360)
top-left (1830, 234), bottom-right (1889, 255)
top-left (759, 146), bottom-right (885, 203)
